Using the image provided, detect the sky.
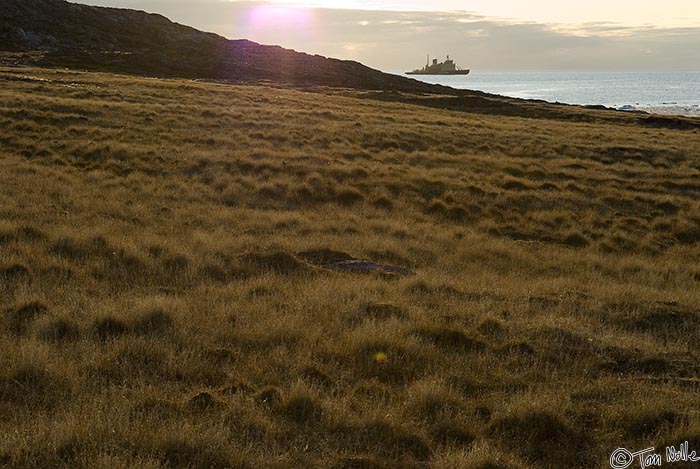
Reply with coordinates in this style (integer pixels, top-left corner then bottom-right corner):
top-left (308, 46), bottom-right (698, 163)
top-left (77, 1), bottom-right (700, 70)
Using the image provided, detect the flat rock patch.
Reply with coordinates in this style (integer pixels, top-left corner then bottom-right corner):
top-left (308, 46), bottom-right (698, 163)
top-left (241, 249), bottom-right (415, 277)
top-left (298, 249), bottom-right (415, 277)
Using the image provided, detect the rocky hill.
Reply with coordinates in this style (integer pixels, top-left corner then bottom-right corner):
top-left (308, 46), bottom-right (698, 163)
top-left (0, 0), bottom-right (455, 93)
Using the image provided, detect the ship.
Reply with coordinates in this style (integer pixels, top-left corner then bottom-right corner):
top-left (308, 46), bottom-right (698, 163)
top-left (406, 55), bottom-right (470, 76)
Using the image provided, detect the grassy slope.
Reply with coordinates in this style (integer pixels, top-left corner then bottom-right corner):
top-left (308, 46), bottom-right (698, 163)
top-left (1, 66), bottom-right (700, 468)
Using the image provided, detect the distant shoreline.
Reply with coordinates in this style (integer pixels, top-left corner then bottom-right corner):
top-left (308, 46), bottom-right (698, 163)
top-left (623, 104), bottom-right (700, 117)
top-left (394, 70), bottom-right (700, 117)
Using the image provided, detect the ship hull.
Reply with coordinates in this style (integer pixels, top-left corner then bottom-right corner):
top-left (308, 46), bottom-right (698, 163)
top-left (406, 70), bottom-right (470, 76)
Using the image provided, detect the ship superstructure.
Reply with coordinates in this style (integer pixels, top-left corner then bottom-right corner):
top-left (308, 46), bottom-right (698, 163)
top-left (406, 55), bottom-right (470, 75)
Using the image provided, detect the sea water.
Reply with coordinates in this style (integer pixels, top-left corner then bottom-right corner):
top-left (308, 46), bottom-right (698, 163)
top-left (395, 70), bottom-right (700, 116)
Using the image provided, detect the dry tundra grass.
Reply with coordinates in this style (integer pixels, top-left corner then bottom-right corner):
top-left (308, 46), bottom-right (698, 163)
top-left (1, 65), bottom-right (700, 468)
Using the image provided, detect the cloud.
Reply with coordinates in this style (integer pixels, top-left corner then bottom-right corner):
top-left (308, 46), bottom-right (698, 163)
top-left (76, 1), bottom-right (700, 70)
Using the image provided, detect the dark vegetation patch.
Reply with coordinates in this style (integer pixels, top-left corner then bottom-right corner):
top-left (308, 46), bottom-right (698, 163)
top-left (38, 318), bottom-right (80, 343)
top-left (239, 251), bottom-right (313, 276)
top-left (162, 254), bottom-right (190, 273)
top-left (641, 115), bottom-right (700, 131)
top-left (297, 249), bottom-right (356, 266)
top-left (0, 263), bottom-right (31, 284)
top-left (186, 392), bottom-right (224, 412)
top-left (131, 308), bottom-right (175, 337)
top-left (371, 195), bottom-right (394, 209)
top-left (0, 365), bottom-right (69, 409)
top-left (430, 421), bottom-right (477, 447)
top-left (477, 318), bottom-right (507, 338)
top-left (282, 393), bottom-right (325, 425)
top-left (333, 455), bottom-right (390, 469)
top-left (254, 387), bottom-right (283, 408)
top-left (93, 317), bottom-right (129, 342)
top-left (299, 366), bottom-right (334, 389)
top-left (603, 301), bottom-right (700, 341)
top-left (90, 308), bottom-right (177, 341)
top-left (426, 199), bottom-right (477, 222)
top-left (412, 327), bottom-right (487, 353)
top-left (91, 341), bottom-right (169, 384)
top-left (407, 390), bottom-right (466, 421)
top-left (2, 301), bottom-right (49, 335)
top-left (596, 348), bottom-right (693, 377)
top-left (40, 264), bottom-right (76, 282)
top-left (406, 281), bottom-right (504, 303)
top-left (496, 341), bottom-right (536, 359)
top-left (49, 236), bottom-right (111, 261)
top-left (488, 410), bottom-right (588, 467)
top-left (561, 232), bottom-right (589, 248)
top-left (0, 225), bottom-right (45, 245)
top-left (617, 408), bottom-right (684, 441)
top-left (131, 397), bottom-right (181, 420)
top-left (333, 419), bottom-right (432, 462)
top-left (157, 439), bottom-right (234, 469)
top-left (348, 302), bottom-right (409, 325)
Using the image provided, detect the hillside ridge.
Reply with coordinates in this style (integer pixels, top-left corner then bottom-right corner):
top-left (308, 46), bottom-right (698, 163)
top-left (0, 0), bottom-right (459, 93)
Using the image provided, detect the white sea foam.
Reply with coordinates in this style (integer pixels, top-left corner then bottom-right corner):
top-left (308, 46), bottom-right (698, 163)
top-left (624, 104), bottom-right (700, 117)
top-left (398, 70), bottom-right (700, 118)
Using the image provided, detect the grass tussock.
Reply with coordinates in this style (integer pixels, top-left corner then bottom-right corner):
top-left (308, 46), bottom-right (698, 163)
top-left (488, 409), bottom-right (587, 467)
top-left (37, 318), bottom-right (81, 343)
top-left (0, 364), bottom-right (70, 409)
top-left (0, 65), bottom-right (699, 466)
top-left (2, 301), bottom-right (49, 335)
top-left (413, 326), bottom-right (488, 353)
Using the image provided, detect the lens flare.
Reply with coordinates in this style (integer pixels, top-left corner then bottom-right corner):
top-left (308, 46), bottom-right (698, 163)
top-left (247, 5), bottom-right (315, 32)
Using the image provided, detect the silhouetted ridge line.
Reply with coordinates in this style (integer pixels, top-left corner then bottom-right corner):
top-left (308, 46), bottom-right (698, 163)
top-left (0, 0), bottom-right (458, 93)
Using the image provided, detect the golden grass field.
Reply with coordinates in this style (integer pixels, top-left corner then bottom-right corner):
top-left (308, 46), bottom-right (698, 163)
top-left (2, 65), bottom-right (700, 468)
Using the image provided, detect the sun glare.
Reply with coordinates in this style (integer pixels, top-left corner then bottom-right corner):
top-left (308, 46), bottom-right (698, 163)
top-left (247, 5), bottom-right (316, 31)
top-left (241, 0), bottom-right (700, 28)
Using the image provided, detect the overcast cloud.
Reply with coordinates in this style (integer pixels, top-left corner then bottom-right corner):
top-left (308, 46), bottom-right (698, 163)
top-left (76, 1), bottom-right (700, 70)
